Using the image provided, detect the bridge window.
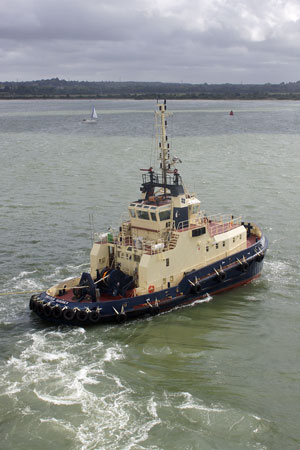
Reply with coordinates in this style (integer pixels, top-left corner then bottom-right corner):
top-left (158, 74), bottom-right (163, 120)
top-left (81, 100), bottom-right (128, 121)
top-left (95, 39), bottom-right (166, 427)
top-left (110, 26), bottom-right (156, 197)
top-left (192, 205), bottom-right (200, 214)
top-left (159, 210), bottom-right (171, 221)
top-left (137, 210), bottom-right (150, 220)
top-left (129, 209), bottom-right (136, 217)
top-left (150, 212), bottom-right (157, 221)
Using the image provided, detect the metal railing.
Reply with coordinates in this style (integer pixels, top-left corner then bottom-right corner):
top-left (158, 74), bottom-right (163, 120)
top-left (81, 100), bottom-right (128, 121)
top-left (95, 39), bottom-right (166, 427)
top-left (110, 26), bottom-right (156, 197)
top-left (205, 214), bottom-right (242, 237)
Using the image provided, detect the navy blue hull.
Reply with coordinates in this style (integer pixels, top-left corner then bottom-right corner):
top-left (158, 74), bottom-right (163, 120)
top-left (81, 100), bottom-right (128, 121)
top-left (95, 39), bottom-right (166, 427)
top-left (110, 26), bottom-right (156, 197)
top-left (30, 235), bottom-right (268, 326)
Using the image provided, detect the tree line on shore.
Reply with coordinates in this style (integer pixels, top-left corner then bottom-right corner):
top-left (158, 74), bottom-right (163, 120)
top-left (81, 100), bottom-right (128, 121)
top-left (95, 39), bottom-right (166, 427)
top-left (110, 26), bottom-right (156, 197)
top-left (1, 78), bottom-right (300, 100)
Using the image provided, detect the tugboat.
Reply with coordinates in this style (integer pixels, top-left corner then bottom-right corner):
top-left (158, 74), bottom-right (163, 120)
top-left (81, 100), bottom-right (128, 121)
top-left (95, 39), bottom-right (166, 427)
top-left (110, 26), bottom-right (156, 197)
top-left (30, 101), bottom-right (268, 326)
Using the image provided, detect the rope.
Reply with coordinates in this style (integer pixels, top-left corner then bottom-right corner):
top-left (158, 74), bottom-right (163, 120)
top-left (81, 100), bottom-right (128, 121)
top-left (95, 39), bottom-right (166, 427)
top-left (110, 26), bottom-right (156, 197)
top-left (0, 290), bottom-right (42, 296)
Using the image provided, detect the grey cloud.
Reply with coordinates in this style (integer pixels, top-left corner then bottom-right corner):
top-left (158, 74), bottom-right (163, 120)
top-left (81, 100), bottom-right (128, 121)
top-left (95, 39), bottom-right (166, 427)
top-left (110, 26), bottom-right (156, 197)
top-left (1, 0), bottom-right (300, 83)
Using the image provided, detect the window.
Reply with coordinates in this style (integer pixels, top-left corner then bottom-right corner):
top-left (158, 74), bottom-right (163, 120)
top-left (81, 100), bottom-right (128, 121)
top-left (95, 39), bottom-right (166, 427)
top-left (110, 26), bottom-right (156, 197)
top-left (150, 212), bottom-right (157, 221)
top-left (129, 209), bottom-right (136, 217)
top-left (192, 205), bottom-right (200, 214)
top-left (223, 241), bottom-right (225, 247)
top-left (134, 254), bottom-right (141, 262)
top-left (206, 246), bottom-right (209, 252)
top-left (159, 210), bottom-right (171, 221)
top-left (137, 210), bottom-right (150, 220)
top-left (166, 258), bottom-right (169, 267)
top-left (192, 227), bottom-right (206, 237)
top-left (216, 243), bottom-right (219, 249)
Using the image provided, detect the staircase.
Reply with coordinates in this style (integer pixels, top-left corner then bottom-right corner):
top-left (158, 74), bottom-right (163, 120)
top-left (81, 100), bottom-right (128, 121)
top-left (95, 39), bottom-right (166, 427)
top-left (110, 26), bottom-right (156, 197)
top-left (122, 221), bottom-right (131, 235)
top-left (168, 232), bottom-right (179, 250)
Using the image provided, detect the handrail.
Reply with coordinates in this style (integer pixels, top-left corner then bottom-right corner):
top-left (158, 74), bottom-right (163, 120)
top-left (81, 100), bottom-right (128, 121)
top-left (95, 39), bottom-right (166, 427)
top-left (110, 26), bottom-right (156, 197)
top-left (206, 215), bottom-right (242, 237)
top-left (174, 214), bottom-right (242, 236)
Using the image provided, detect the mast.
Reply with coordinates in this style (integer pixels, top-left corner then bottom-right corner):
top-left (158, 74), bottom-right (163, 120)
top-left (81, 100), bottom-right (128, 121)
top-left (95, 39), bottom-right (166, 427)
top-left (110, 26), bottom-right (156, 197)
top-left (140, 100), bottom-right (183, 200)
top-left (156, 100), bottom-right (171, 197)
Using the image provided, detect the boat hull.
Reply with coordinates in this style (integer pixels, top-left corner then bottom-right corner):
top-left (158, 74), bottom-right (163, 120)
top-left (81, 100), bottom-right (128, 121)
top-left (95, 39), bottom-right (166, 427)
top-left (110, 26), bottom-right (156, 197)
top-left (30, 235), bottom-right (268, 326)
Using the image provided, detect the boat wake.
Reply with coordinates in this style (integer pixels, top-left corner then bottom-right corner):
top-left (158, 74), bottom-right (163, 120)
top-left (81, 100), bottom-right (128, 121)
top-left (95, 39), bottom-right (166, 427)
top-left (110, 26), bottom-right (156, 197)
top-left (0, 325), bottom-right (272, 450)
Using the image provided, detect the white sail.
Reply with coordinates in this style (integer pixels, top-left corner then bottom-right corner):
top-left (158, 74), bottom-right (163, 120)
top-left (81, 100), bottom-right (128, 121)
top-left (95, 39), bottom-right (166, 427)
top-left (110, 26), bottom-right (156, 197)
top-left (91, 107), bottom-right (98, 119)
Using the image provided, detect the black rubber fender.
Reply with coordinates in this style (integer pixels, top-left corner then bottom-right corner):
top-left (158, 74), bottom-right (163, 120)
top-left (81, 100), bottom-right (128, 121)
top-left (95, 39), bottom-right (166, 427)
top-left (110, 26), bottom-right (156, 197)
top-left (241, 262), bottom-right (249, 272)
top-left (150, 306), bottom-right (160, 316)
top-left (43, 305), bottom-right (52, 317)
top-left (256, 253), bottom-right (264, 262)
top-left (52, 306), bottom-right (62, 319)
top-left (37, 303), bottom-right (44, 314)
top-left (63, 308), bottom-right (76, 321)
top-left (29, 296), bottom-right (35, 310)
top-left (88, 310), bottom-right (100, 323)
top-left (76, 310), bottom-right (88, 322)
top-left (115, 313), bottom-right (126, 323)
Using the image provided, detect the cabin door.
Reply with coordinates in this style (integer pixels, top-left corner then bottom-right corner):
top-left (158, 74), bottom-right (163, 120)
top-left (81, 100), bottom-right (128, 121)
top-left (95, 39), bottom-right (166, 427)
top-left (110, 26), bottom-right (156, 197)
top-left (173, 207), bottom-right (188, 229)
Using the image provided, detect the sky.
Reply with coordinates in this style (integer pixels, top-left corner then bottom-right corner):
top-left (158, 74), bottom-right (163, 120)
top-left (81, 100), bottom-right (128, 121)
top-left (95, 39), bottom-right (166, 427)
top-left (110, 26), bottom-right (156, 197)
top-left (1, 0), bottom-right (300, 84)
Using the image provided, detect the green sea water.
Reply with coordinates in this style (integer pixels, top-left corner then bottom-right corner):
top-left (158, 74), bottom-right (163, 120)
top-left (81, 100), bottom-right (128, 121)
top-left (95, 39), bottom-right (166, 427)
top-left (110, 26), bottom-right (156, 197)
top-left (0, 99), bottom-right (300, 450)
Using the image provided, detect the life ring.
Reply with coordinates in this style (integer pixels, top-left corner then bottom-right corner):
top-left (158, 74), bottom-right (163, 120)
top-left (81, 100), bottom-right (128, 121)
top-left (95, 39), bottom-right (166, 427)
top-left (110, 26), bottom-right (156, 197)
top-left (63, 308), bottom-right (76, 321)
top-left (148, 285), bottom-right (155, 293)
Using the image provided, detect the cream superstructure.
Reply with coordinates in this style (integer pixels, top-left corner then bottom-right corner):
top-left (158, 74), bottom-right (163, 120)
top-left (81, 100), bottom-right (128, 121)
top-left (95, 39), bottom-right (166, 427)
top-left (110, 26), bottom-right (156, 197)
top-left (89, 101), bottom-right (259, 297)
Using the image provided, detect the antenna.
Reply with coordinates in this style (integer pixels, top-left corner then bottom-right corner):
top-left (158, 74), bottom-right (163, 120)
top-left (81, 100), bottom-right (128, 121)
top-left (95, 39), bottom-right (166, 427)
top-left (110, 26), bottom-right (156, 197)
top-left (156, 100), bottom-right (172, 196)
top-left (89, 213), bottom-right (95, 245)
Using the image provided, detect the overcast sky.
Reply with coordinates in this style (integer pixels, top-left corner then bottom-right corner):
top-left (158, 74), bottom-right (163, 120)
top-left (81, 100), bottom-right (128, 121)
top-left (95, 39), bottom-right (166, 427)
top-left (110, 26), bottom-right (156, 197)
top-left (1, 0), bottom-right (300, 84)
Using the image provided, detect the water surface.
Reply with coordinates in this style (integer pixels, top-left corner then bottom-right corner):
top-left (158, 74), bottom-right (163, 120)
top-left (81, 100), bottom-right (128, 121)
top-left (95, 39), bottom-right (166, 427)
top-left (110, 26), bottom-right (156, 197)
top-left (0, 99), bottom-right (300, 449)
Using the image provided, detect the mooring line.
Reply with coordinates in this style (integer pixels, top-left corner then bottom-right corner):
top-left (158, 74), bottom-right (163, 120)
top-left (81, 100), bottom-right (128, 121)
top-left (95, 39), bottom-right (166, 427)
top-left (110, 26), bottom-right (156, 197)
top-left (0, 290), bottom-right (41, 296)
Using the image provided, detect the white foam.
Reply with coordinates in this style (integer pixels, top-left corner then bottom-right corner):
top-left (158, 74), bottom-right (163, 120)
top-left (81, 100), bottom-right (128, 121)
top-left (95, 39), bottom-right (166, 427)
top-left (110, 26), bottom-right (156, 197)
top-left (103, 345), bottom-right (125, 362)
top-left (34, 390), bottom-right (82, 406)
top-left (11, 270), bottom-right (37, 280)
top-left (39, 417), bottom-right (76, 434)
top-left (176, 391), bottom-right (226, 413)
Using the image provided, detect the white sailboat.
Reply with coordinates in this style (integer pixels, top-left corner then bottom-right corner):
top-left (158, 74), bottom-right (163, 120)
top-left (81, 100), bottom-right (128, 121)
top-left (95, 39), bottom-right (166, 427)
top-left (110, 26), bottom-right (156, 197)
top-left (82, 106), bottom-right (98, 123)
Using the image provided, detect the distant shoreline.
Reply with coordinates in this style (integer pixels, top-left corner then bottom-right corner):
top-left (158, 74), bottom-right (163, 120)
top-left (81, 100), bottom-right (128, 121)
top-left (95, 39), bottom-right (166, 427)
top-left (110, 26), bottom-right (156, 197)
top-left (1, 95), bottom-right (300, 101)
top-left (1, 78), bottom-right (300, 101)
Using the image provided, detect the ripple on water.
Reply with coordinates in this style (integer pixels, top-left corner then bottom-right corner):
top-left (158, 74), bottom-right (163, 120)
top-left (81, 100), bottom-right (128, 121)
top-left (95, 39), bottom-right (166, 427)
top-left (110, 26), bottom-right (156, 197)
top-left (0, 325), bottom-right (276, 450)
